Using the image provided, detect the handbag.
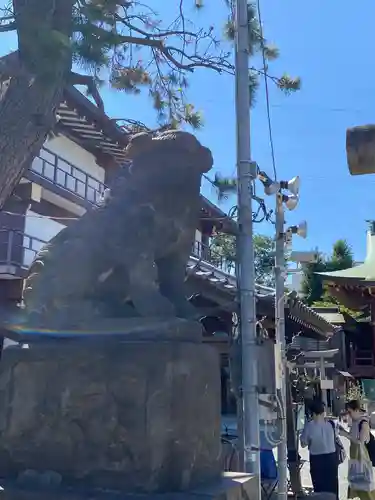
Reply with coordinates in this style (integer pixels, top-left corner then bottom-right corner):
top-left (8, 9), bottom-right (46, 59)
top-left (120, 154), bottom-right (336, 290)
top-left (348, 444), bottom-right (375, 492)
top-left (328, 420), bottom-right (346, 464)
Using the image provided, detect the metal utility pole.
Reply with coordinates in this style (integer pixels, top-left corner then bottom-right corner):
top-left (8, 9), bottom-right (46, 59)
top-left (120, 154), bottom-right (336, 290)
top-left (234, 0), bottom-right (261, 484)
top-left (275, 195), bottom-right (288, 500)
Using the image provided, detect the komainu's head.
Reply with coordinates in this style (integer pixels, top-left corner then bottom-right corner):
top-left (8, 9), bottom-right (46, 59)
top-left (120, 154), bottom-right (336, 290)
top-left (125, 130), bottom-right (213, 185)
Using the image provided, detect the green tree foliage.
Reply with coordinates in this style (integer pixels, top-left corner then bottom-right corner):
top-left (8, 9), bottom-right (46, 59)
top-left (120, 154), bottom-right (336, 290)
top-left (327, 239), bottom-right (354, 271)
top-left (301, 239), bottom-right (354, 306)
top-left (0, 0), bottom-right (300, 207)
top-left (0, 0), bottom-right (301, 129)
top-left (210, 232), bottom-right (275, 285)
top-left (253, 234), bottom-right (275, 286)
top-left (300, 255), bottom-right (327, 306)
top-left (210, 233), bottom-right (236, 264)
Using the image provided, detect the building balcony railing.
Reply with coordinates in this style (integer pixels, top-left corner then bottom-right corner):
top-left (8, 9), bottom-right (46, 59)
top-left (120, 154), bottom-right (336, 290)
top-left (352, 348), bottom-right (374, 366)
top-left (348, 347), bottom-right (375, 377)
top-left (191, 240), bottom-right (235, 274)
top-left (0, 230), bottom-right (235, 277)
top-left (0, 230), bottom-right (46, 274)
top-left (29, 147), bottom-right (106, 205)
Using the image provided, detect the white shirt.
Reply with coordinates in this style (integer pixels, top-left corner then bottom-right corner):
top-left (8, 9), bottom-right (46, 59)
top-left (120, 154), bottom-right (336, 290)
top-left (300, 419), bottom-right (336, 455)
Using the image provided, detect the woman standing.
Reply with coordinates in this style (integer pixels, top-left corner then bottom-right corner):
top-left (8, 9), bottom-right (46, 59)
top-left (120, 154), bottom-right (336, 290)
top-left (339, 400), bottom-right (375, 500)
top-left (300, 400), bottom-right (339, 498)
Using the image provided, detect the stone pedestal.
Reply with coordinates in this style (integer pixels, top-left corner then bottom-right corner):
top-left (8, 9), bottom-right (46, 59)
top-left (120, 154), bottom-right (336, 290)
top-left (0, 333), bottom-right (221, 494)
top-left (0, 472), bottom-right (258, 500)
top-left (0, 473), bottom-right (258, 500)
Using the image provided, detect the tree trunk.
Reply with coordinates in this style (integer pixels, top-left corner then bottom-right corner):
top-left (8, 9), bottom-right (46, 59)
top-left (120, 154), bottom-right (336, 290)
top-left (0, 76), bottom-right (65, 207)
top-left (0, 0), bottom-right (75, 208)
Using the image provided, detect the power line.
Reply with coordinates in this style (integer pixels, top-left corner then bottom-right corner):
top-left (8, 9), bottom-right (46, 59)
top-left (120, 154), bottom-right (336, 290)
top-left (1, 210), bottom-right (78, 221)
top-left (201, 90), bottom-right (375, 115)
top-left (270, 103), bottom-right (367, 114)
top-left (256, 0), bottom-right (277, 181)
top-left (0, 200), bottom-right (275, 226)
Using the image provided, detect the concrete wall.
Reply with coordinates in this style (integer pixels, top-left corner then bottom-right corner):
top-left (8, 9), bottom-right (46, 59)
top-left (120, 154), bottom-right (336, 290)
top-left (23, 210), bottom-right (66, 266)
top-left (24, 210), bottom-right (65, 242)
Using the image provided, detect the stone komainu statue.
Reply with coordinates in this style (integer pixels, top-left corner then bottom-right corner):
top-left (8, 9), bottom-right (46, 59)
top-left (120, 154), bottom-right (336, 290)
top-left (22, 130), bottom-right (213, 328)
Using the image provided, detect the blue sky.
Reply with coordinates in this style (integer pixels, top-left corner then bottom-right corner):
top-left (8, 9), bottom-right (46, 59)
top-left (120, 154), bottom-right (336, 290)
top-left (2, 0), bottom-right (375, 261)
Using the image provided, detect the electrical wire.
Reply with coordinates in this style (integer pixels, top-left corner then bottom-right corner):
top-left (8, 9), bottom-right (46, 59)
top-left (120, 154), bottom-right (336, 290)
top-left (255, 0), bottom-right (277, 181)
top-left (263, 391), bottom-right (286, 446)
top-left (0, 210), bottom-right (79, 221)
top-left (264, 421), bottom-right (284, 446)
top-left (0, 198), bottom-right (275, 226)
top-left (202, 174), bottom-right (275, 225)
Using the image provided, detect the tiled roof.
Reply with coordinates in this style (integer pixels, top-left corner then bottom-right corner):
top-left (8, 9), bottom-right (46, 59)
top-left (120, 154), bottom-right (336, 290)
top-left (312, 310), bottom-right (346, 325)
top-left (187, 256), bottom-right (339, 338)
top-left (59, 87), bottom-right (130, 164)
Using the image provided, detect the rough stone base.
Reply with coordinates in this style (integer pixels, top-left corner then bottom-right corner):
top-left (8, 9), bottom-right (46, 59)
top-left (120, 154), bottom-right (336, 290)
top-left (0, 336), bottom-right (221, 493)
top-left (0, 473), bottom-right (258, 500)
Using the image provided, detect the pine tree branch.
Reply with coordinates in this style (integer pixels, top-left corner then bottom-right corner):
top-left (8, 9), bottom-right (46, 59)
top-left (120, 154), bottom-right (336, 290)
top-left (114, 13), bottom-right (198, 39)
top-left (0, 15), bottom-right (15, 21)
top-left (0, 21), bottom-right (16, 32)
top-left (109, 117), bottom-right (151, 132)
top-left (68, 72), bottom-right (104, 111)
top-left (111, 30), bottom-right (290, 78)
top-left (109, 118), bottom-right (173, 135)
top-left (80, 4), bottom-right (298, 85)
top-left (160, 46), bottom-right (233, 73)
top-left (109, 14), bottom-right (233, 73)
top-left (89, 23), bottom-right (233, 74)
top-left (119, 34), bottom-right (232, 73)
top-left (87, 23), bottom-right (162, 49)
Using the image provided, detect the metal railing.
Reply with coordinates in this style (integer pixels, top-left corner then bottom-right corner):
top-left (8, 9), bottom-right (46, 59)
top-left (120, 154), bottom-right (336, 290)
top-left (346, 347), bottom-right (375, 377)
top-left (350, 348), bottom-right (374, 366)
top-left (30, 147), bottom-right (106, 204)
top-left (0, 229), bottom-right (233, 275)
top-left (0, 230), bottom-right (46, 270)
top-left (191, 240), bottom-right (235, 274)
top-left (22, 233), bottom-right (46, 267)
